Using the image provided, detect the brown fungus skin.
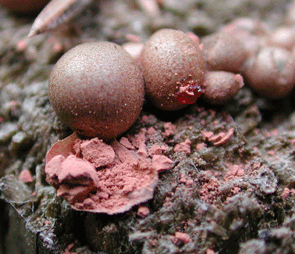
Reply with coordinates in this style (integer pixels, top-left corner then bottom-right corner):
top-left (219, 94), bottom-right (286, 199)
top-left (139, 29), bottom-right (206, 111)
top-left (202, 71), bottom-right (244, 105)
top-left (243, 46), bottom-right (295, 99)
top-left (269, 27), bottom-right (295, 51)
top-left (48, 42), bottom-right (145, 140)
top-left (201, 32), bottom-right (248, 73)
top-left (0, 0), bottom-right (49, 13)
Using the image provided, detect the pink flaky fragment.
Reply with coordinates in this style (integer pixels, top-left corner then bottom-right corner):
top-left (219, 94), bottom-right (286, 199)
top-left (201, 128), bottom-right (234, 146)
top-left (148, 144), bottom-right (163, 156)
top-left (57, 185), bottom-right (92, 204)
top-left (213, 128), bottom-right (234, 146)
top-left (174, 139), bottom-right (192, 155)
top-left (18, 169), bottom-right (33, 183)
top-left (162, 122), bottom-right (176, 137)
top-left (45, 154), bottom-right (65, 187)
top-left (130, 128), bottom-right (146, 148)
top-left (137, 206), bottom-right (150, 218)
top-left (59, 155), bottom-right (99, 186)
top-left (137, 141), bottom-right (148, 157)
top-left (45, 132), bottom-right (160, 215)
top-left (174, 232), bottom-right (192, 244)
top-left (119, 137), bottom-right (135, 150)
top-left (201, 131), bottom-right (214, 141)
top-left (79, 137), bottom-right (115, 168)
top-left (152, 155), bottom-right (173, 172)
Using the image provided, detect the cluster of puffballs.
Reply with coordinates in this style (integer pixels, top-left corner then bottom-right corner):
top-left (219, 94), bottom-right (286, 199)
top-left (221, 18), bottom-right (295, 99)
top-left (49, 21), bottom-right (295, 140)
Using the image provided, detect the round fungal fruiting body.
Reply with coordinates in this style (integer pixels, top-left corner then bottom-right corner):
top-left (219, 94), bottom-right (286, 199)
top-left (49, 42), bottom-right (145, 140)
top-left (140, 29), bottom-right (206, 111)
top-left (243, 46), bottom-right (295, 99)
top-left (0, 0), bottom-right (49, 13)
top-left (202, 71), bottom-right (244, 105)
top-left (269, 27), bottom-right (295, 50)
top-left (201, 32), bottom-right (248, 73)
top-left (221, 18), bottom-right (270, 57)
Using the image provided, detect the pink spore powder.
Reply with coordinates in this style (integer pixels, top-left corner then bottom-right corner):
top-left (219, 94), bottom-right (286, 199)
top-left (45, 132), bottom-right (173, 214)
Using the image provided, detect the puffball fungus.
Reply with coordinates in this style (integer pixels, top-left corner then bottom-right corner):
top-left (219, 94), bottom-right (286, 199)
top-left (48, 41), bottom-right (145, 139)
top-left (202, 71), bottom-right (244, 105)
top-left (140, 29), bottom-right (206, 111)
top-left (201, 32), bottom-right (248, 73)
top-left (0, 0), bottom-right (49, 13)
top-left (243, 46), bottom-right (295, 99)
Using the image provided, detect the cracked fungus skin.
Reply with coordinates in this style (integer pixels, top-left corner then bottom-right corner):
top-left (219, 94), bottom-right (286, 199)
top-left (48, 42), bottom-right (145, 139)
top-left (140, 29), bottom-right (206, 111)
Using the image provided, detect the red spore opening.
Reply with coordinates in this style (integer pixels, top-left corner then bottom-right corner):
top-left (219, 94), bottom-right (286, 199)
top-left (175, 78), bottom-right (202, 104)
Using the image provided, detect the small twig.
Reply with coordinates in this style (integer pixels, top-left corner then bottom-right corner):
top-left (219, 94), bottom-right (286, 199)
top-left (28, 0), bottom-right (92, 37)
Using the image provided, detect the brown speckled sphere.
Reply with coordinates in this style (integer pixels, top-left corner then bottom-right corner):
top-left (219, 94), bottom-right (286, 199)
top-left (202, 71), bottom-right (244, 105)
top-left (140, 29), bottom-right (206, 111)
top-left (201, 32), bottom-right (248, 73)
top-left (0, 0), bottom-right (49, 13)
top-left (243, 46), bottom-right (295, 99)
top-left (49, 42), bottom-right (145, 139)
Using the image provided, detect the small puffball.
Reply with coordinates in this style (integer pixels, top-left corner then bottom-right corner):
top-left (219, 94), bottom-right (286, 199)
top-left (201, 32), bottom-right (248, 72)
top-left (49, 41), bottom-right (145, 139)
top-left (222, 28), bottom-right (260, 58)
top-left (269, 27), bottom-right (295, 50)
top-left (221, 18), bottom-right (269, 37)
top-left (202, 71), bottom-right (244, 105)
top-left (287, 1), bottom-right (295, 24)
top-left (243, 46), bottom-right (295, 99)
top-left (221, 18), bottom-right (270, 57)
top-left (140, 29), bottom-right (206, 111)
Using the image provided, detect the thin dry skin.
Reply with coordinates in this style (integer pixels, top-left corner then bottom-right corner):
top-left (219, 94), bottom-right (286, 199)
top-left (45, 133), bottom-right (163, 214)
top-left (243, 46), bottom-right (295, 99)
top-left (140, 29), bottom-right (206, 111)
top-left (49, 42), bottom-right (145, 139)
top-left (201, 32), bottom-right (248, 72)
top-left (202, 71), bottom-right (244, 105)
